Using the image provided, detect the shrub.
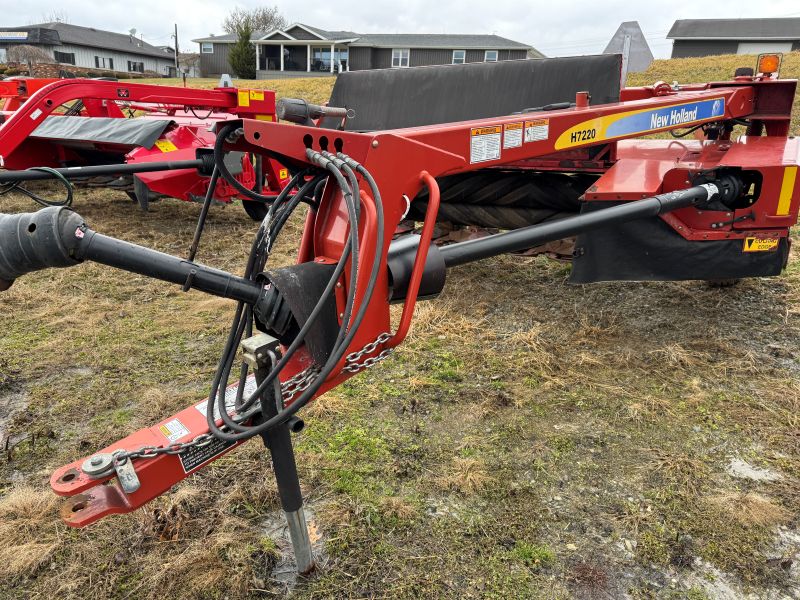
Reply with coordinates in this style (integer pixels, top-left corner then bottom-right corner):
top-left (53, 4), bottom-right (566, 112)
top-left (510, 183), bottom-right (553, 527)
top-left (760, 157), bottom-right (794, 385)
top-left (228, 24), bottom-right (256, 79)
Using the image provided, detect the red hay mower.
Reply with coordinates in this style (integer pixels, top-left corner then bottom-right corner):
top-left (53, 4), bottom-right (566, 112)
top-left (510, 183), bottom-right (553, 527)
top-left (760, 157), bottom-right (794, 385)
top-left (0, 77), bottom-right (290, 218)
top-left (0, 53), bottom-right (798, 574)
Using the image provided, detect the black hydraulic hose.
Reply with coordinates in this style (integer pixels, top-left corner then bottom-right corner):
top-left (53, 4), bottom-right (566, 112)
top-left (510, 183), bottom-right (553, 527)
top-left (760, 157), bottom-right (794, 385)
top-left (439, 184), bottom-right (720, 268)
top-left (187, 166), bottom-right (220, 262)
top-left (206, 151), bottom-right (385, 440)
top-left (213, 122), bottom-right (285, 205)
top-left (0, 167), bottom-right (74, 208)
top-left (210, 154), bottom-right (363, 436)
top-left (0, 160), bottom-right (204, 183)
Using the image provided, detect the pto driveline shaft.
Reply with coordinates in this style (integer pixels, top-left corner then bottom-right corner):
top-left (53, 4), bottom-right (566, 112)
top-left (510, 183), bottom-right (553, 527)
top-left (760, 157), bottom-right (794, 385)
top-left (439, 184), bottom-right (719, 268)
top-left (0, 159), bottom-right (205, 183)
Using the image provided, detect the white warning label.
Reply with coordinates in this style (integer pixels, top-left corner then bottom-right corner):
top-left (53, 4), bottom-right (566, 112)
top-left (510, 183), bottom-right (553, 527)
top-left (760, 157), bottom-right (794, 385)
top-left (195, 375), bottom-right (258, 421)
top-left (503, 122), bottom-right (523, 149)
top-left (470, 126), bottom-right (502, 164)
top-left (524, 119), bottom-right (549, 143)
top-left (159, 418), bottom-right (190, 443)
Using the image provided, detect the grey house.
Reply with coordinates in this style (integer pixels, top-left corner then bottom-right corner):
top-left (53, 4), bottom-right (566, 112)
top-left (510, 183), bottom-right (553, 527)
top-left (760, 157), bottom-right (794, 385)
top-left (668, 18), bottom-right (800, 58)
top-left (193, 23), bottom-right (538, 78)
top-left (0, 22), bottom-right (176, 75)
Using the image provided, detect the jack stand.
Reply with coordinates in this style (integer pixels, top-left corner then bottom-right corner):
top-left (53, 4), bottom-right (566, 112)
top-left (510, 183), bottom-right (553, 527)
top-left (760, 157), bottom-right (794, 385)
top-left (244, 333), bottom-right (316, 575)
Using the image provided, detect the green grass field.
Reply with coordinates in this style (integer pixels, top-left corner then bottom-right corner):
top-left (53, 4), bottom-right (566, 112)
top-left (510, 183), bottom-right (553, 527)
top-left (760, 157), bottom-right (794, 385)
top-left (0, 54), bottom-right (799, 599)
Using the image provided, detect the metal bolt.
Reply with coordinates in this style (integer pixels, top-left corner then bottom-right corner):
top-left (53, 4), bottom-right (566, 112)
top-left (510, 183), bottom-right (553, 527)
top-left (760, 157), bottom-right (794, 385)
top-left (371, 140), bottom-right (379, 148)
top-left (336, 282), bottom-right (342, 288)
top-left (339, 313), bottom-right (344, 319)
top-left (90, 456), bottom-right (103, 466)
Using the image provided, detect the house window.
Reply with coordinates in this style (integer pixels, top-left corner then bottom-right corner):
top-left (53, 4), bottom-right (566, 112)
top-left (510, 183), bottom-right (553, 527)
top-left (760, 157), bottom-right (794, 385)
top-left (311, 47), bottom-right (349, 72)
top-left (54, 51), bottom-right (75, 65)
top-left (484, 50), bottom-right (498, 62)
top-left (201, 42), bottom-right (214, 54)
top-left (94, 56), bottom-right (114, 69)
top-left (127, 61), bottom-right (144, 73)
top-left (452, 50), bottom-right (466, 64)
top-left (391, 48), bottom-right (409, 68)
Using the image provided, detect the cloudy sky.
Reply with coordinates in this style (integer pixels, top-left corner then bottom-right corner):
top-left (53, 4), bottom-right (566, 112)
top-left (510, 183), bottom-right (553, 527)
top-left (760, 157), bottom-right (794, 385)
top-left (10, 1), bottom-right (800, 58)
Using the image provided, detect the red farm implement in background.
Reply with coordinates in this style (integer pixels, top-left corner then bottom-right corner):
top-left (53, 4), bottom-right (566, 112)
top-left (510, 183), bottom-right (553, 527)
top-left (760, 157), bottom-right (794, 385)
top-left (0, 53), bottom-right (798, 574)
top-left (0, 77), bottom-right (290, 219)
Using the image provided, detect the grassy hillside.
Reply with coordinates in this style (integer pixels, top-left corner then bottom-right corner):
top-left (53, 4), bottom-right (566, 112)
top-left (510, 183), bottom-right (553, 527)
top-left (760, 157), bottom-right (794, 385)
top-left (137, 76), bottom-right (335, 105)
top-left (628, 52), bottom-right (800, 134)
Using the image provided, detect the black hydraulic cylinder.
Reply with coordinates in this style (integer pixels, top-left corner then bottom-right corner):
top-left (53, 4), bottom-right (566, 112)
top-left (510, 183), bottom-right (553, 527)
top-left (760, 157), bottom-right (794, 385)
top-left (0, 159), bottom-right (204, 183)
top-left (439, 185), bottom-right (718, 268)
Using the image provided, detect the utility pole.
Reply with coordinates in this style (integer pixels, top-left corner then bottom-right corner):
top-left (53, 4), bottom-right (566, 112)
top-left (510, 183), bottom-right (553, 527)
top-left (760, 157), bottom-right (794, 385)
top-left (174, 24), bottom-right (179, 74)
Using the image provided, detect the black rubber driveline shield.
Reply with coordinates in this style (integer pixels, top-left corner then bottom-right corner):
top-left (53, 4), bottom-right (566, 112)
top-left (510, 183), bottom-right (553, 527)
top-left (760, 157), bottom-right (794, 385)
top-left (570, 203), bottom-right (789, 283)
top-left (323, 54), bottom-right (622, 131)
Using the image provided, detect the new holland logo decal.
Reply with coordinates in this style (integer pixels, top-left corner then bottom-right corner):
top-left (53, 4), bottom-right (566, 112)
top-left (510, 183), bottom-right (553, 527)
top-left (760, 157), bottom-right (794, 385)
top-left (555, 98), bottom-right (726, 150)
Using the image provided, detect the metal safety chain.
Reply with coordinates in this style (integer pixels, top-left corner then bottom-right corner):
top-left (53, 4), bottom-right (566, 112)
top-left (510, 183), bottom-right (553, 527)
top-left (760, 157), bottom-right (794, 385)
top-left (344, 332), bottom-right (393, 373)
top-left (97, 335), bottom-right (394, 473)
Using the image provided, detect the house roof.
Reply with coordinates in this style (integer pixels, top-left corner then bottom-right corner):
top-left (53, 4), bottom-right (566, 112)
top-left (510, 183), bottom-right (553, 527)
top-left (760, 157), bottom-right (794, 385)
top-left (6, 22), bottom-right (174, 59)
top-left (667, 18), bottom-right (800, 40)
top-left (193, 23), bottom-right (535, 52)
top-left (348, 33), bottom-right (531, 50)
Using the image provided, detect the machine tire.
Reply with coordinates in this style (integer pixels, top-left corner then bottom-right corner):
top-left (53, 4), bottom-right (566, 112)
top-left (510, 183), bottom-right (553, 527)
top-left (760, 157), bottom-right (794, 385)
top-left (242, 200), bottom-right (269, 222)
top-left (409, 171), bottom-right (598, 230)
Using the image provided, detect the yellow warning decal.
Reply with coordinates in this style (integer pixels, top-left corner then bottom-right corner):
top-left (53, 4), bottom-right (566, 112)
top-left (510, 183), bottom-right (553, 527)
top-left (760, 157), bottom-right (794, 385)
top-left (254, 114), bottom-right (273, 121)
top-left (154, 139), bottom-right (178, 153)
top-left (279, 168), bottom-right (289, 180)
top-left (743, 237), bottom-right (780, 252)
top-left (470, 126), bottom-right (502, 164)
top-left (238, 90), bottom-right (250, 107)
top-left (503, 122), bottom-right (523, 149)
top-left (249, 90), bottom-right (264, 101)
top-left (776, 166), bottom-right (797, 216)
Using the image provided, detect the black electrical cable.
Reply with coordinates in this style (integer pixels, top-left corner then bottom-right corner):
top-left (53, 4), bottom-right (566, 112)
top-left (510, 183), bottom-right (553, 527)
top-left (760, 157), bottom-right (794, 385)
top-left (0, 167), bottom-right (74, 207)
top-left (190, 107), bottom-right (214, 120)
top-left (670, 122), bottom-right (711, 138)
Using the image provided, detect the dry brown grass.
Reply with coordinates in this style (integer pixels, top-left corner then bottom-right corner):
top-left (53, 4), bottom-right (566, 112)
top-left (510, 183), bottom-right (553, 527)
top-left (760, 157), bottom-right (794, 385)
top-left (1, 55), bottom-right (800, 599)
top-left (435, 457), bottom-right (491, 494)
top-left (0, 486), bottom-right (61, 580)
top-left (706, 492), bottom-right (791, 528)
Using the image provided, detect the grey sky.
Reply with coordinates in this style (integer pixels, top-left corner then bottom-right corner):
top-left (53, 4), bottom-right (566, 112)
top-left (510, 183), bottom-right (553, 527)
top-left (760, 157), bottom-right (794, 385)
top-left (8, 1), bottom-right (800, 59)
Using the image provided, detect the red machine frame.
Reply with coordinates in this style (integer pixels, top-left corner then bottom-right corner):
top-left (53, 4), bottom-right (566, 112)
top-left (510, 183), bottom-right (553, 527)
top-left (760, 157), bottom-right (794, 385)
top-left (47, 74), bottom-right (799, 526)
top-left (0, 78), bottom-right (290, 206)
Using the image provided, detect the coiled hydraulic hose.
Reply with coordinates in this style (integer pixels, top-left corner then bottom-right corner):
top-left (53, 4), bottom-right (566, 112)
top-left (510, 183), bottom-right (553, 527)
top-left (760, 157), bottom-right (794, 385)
top-left (203, 123), bottom-right (385, 440)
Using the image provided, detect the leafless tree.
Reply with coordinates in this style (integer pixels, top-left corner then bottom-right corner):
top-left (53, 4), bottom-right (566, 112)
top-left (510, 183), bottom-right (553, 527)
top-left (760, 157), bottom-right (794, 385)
top-left (40, 10), bottom-right (70, 23)
top-left (222, 6), bottom-right (287, 35)
top-left (6, 45), bottom-right (54, 76)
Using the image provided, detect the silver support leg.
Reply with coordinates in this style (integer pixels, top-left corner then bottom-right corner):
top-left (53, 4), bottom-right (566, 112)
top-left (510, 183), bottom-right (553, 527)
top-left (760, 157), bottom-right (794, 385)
top-left (285, 507), bottom-right (315, 574)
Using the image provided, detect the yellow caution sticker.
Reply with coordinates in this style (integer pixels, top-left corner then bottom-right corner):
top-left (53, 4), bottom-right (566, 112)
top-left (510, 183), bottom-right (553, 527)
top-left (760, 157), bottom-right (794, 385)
top-left (254, 114), bottom-right (273, 121)
top-left (154, 139), bottom-right (178, 153)
top-left (238, 90), bottom-right (250, 107)
top-left (743, 237), bottom-right (780, 252)
top-left (249, 90), bottom-right (264, 101)
top-left (279, 168), bottom-right (289, 180)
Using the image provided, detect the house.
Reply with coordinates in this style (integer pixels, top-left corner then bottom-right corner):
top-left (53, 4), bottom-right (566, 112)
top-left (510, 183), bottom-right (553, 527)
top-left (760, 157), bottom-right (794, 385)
top-left (603, 21), bottom-right (653, 74)
top-left (667, 18), bottom-right (800, 58)
top-left (0, 22), bottom-right (177, 75)
top-left (193, 23), bottom-right (539, 78)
